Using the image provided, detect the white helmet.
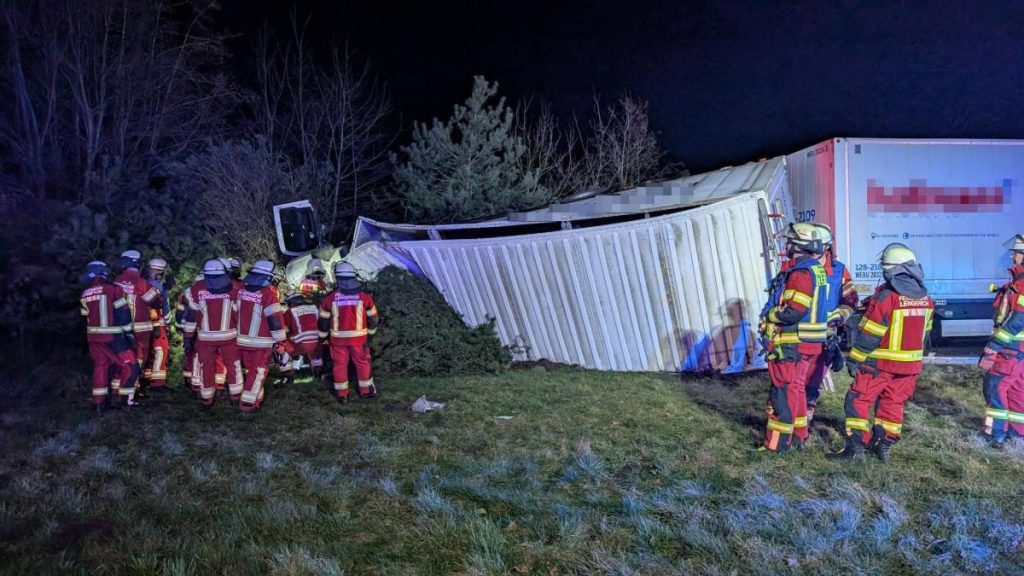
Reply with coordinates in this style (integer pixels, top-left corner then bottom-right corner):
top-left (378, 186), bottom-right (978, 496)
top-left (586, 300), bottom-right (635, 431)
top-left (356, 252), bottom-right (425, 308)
top-left (782, 222), bottom-right (825, 255)
top-left (249, 260), bottom-right (275, 276)
top-left (120, 249), bottom-right (143, 269)
top-left (334, 262), bottom-right (357, 279)
top-left (1007, 234), bottom-right (1024, 253)
top-left (812, 223), bottom-right (833, 246)
top-left (147, 258), bottom-right (167, 273)
top-left (203, 259), bottom-right (226, 276)
top-left (880, 245), bottom-right (917, 270)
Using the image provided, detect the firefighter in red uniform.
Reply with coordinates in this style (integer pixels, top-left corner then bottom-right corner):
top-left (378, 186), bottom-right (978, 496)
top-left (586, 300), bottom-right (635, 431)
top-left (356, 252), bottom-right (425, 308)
top-left (235, 260), bottom-right (287, 412)
top-left (176, 274), bottom-right (202, 391)
top-left (979, 234), bottom-right (1024, 446)
top-left (319, 262), bottom-right (380, 404)
top-left (285, 292), bottom-right (324, 377)
top-left (804, 223), bottom-right (859, 422)
top-left (830, 245), bottom-right (934, 462)
top-left (79, 261), bottom-right (139, 412)
top-left (114, 250), bottom-right (162, 397)
top-left (760, 223), bottom-right (829, 452)
top-left (144, 258), bottom-right (172, 393)
top-left (183, 259), bottom-right (243, 406)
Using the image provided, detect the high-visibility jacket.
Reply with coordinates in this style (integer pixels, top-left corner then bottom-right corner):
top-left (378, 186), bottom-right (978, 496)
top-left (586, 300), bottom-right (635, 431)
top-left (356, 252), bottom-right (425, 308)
top-left (988, 265), bottom-right (1024, 352)
top-left (80, 280), bottom-right (133, 343)
top-left (823, 254), bottom-right (859, 323)
top-left (849, 287), bottom-right (934, 374)
top-left (286, 300), bottom-right (321, 345)
top-left (299, 277), bottom-right (327, 299)
top-left (147, 278), bottom-right (172, 329)
top-left (184, 280), bottom-right (239, 342)
top-left (318, 289), bottom-right (378, 346)
top-left (115, 269), bottom-right (161, 333)
top-left (236, 285), bottom-right (287, 349)
top-left (764, 256), bottom-right (829, 355)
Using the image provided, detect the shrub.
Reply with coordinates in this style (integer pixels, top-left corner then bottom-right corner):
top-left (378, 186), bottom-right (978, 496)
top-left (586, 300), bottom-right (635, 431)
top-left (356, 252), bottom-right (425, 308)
top-left (364, 266), bottom-right (511, 376)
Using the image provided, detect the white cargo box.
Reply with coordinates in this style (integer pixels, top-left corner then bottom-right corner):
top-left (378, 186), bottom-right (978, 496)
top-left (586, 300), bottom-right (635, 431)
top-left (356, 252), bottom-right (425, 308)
top-left (346, 159), bottom-right (788, 372)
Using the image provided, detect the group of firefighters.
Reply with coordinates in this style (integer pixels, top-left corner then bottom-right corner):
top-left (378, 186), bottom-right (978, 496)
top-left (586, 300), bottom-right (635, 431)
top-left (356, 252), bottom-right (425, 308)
top-left (79, 227), bottom-right (1024, 458)
top-left (78, 252), bottom-right (380, 413)
top-left (761, 223), bottom-right (1024, 462)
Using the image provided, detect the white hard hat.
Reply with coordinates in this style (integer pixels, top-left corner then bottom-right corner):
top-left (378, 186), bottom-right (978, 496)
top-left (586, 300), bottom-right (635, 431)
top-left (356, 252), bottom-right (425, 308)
top-left (218, 257), bottom-right (231, 270)
top-left (812, 223), bottom-right (833, 245)
top-left (306, 258), bottom-right (326, 275)
top-left (1007, 234), bottom-right (1024, 253)
top-left (334, 262), bottom-right (357, 278)
top-left (227, 257), bottom-right (241, 270)
top-left (203, 259), bottom-right (226, 275)
top-left (120, 249), bottom-right (142, 268)
top-left (881, 245), bottom-right (917, 269)
top-left (148, 258), bottom-right (167, 272)
top-left (249, 260), bottom-right (275, 276)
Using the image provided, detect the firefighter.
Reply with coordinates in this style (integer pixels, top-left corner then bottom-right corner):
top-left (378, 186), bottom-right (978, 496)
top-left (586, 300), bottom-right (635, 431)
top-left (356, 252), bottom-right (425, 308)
top-left (183, 259), bottom-right (243, 406)
top-left (760, 222), bottom-right (829, 452)
top-left (285, 292), bottom-right (324, 377)
top-left (227, 257), bottom-right (242, 282)
top-left (236, 260), bottom-right (287, 412)
top-left (299, 258), bottom-right (329, 299)
top-left (114, 250), bottom-right (162, 397)
top-left (176, 274), bottom-right (202, 391)
top-left (143, 258), bottom-right (172, 393)
top-left (979, 234), bottom-right (1024, 446)
top-left (319, 262), bottom-right (380, 404)
top-left (829, 245), bottom-right (934, 462)
top-left (79, 261), bottom-right (139, 412)
top-left (804, 223), bottom-right (859, 422)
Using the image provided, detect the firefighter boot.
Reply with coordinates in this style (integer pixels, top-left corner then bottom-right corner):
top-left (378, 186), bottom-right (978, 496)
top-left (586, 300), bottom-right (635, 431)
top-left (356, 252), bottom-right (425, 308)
top-left (336, 394), bottom-right (349, 405)
top-left (826, 435), bottom-right (865, 461)
top-left (872, 438), bottom-right (896, 462)
top-left (94, 399), bottom-right (108, 415)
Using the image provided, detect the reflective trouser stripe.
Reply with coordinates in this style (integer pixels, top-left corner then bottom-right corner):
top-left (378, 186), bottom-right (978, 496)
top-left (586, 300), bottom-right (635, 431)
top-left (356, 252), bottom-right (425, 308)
top-left (334, 381), bottom-right (349, 391)
top-left (845, 417), bottom-right (871, 435)
top-left (876, 418), bottom-right (903, 436)
top-left (793, 416), bottom-right (808, 429)
top-left (767, 419), bottom-right (793, 433)
top-left (1009, 411), bottom-right (1024, 424)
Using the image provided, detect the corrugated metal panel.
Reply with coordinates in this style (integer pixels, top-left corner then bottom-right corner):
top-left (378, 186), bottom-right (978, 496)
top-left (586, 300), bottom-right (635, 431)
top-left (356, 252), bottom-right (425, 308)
top-left (348, 191), bottom-right (773, 372)
top-left (352, 158), bottom-right (785, 243)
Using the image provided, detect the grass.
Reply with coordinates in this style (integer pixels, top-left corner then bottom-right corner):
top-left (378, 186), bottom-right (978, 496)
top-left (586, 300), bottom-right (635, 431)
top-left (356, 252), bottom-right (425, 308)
top-left (1, 362), bottom-right (1023, 575)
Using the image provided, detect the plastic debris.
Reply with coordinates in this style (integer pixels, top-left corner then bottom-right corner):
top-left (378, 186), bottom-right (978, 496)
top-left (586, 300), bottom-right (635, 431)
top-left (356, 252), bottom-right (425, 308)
top-left (411, 396), bottom-right (445, 413)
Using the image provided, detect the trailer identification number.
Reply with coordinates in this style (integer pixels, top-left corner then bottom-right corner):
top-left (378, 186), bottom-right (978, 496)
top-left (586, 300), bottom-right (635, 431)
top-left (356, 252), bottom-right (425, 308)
top-left (796, 209), bottom-right (816, 223)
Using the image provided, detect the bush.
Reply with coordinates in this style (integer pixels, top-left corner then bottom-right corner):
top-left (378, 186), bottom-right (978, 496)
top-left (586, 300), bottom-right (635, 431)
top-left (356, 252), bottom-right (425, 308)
top-left (365, 267), bottom-right (511, 376)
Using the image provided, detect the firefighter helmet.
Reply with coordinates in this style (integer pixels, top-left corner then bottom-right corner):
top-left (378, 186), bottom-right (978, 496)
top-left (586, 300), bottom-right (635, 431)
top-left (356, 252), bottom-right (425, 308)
top-left (83, 261), bottom-right (110, 280)
top-left (812, 223), bottom-right (833, 245)
top-left (203, 259), bottom-right (226, 276)
top-left (880, 245), bottom-right (917, 269)
top-left (119, 249), bottom-right (142, 269)
top-left (1007, 234), bottom-right (1024, 253)
top-left (249, 260), bottom-right (275, 277)
top-left (306, 258), bottom-right (326, 278)
top-left (147, 258), bottom-right (167, 273)
top-left (783, 222), bottom-right (825, 255)
top-left (334, 262), bottom-right (357, 279)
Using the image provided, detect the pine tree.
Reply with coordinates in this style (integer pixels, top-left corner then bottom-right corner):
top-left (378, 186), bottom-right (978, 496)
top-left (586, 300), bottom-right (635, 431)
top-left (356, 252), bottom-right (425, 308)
top-left (390, 77), bottom-right (551, 223)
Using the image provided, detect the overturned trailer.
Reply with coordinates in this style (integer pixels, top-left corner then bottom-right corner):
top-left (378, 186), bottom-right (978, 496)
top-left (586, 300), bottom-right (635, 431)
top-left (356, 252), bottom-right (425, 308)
top-left (340, 159), bottom-right (789, 373)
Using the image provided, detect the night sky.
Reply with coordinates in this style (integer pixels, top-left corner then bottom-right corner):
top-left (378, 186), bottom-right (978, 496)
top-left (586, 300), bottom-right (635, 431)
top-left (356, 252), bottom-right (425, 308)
top-left (225, 1), bottom-right (1024, 172)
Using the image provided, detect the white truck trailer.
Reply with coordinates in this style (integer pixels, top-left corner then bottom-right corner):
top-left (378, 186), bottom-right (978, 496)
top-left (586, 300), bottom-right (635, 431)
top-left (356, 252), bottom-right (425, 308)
top-left (784, 138), bottom-right (1024, 339)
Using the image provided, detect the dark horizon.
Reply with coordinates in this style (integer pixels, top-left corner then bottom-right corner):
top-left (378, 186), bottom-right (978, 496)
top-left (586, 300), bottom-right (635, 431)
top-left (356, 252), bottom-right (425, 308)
top-left (223, 0), bottom-right (1024, 172)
